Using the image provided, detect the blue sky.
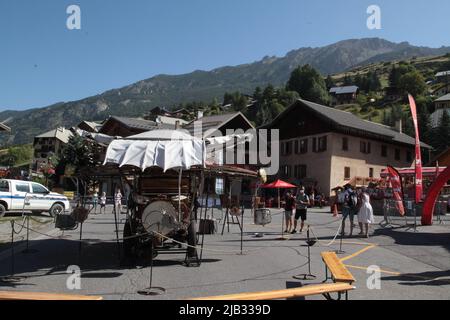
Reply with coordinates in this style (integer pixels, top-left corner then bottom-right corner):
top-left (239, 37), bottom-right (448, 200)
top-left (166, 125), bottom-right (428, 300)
top-left (1, 0), bottom-right (450, 111)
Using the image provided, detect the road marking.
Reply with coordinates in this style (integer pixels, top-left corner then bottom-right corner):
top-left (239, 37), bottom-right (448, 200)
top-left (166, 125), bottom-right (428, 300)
top-left (339, 244), bottom-right (377, 263)
top-left (344, 264), bottom-right (400, 275)
top-left (344, 264), bottom-right (450, 283)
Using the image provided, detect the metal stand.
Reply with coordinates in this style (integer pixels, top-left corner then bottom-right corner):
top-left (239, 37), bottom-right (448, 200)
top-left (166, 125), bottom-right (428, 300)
top-left (112, 203), bottom-right (121, 263)
top-left (238, 206), bottom-right (244, 255)
top-left (335, 219), bottom-right (346, 254)
top-left (405, 204), bottom-right (419, 232)
top-left (138, 244), bottom-right (166, 296)
top-left (22, 214), bottom-right (38, 254)
top-left (78, 222), bottom-right (83, 264)
top-left (277, 210), bottom-right (288, 240)
top-left (293, 227), bottom-right (317, 280)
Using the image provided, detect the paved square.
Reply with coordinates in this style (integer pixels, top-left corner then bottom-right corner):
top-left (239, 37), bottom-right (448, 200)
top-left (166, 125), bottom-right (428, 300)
top-left (0, 207), bottom-right (449, 300)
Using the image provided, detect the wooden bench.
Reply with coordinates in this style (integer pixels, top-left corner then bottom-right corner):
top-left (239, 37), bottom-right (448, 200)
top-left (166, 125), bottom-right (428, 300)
top-left (321, 252), bottom-right (356, 285)
top-left (190, 282), bottom-right (355, 301)
top-left (0, 291), bottom-right (103, 300)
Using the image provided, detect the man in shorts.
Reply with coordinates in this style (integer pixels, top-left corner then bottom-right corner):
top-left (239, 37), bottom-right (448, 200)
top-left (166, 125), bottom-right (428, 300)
top-left (292, 187), bottom-right (309, 234)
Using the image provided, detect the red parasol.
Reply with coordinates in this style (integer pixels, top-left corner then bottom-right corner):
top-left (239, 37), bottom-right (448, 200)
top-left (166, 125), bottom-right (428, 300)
top-left (262, 179), bottom-right (297, 208)
top-left (262, 180), bottom-right (297, 189)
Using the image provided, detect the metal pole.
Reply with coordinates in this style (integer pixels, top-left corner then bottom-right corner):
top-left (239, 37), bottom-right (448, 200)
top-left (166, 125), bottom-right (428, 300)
top-left (78, 222), bottom-right (83, 264)
top-left (240, 205), bottom-right (244, 255)
top-left (11, 220), bottom-right (15, 276)
top-left (113, 201), bottom-right (121, 262)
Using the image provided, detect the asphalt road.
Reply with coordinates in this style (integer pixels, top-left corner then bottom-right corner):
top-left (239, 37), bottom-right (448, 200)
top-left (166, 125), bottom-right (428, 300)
top-left (0, 205), bottom-right (449, 300)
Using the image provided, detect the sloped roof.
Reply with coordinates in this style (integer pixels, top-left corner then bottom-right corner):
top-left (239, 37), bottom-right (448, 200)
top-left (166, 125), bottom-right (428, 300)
top-left (265, 99), bottom-right (431, 149)
top-left (435, 93), bottom-right (450, 102)
top-left (183, 112), bottom-right (254, 136)
top-left (35, 127), bottom-right (73, 143)
top-left (108, 116), bottom-right (158, 131)
top-left (79, 121), bottom-right (103, 132)
top-left (436, 71), bottom-right (450, 77)
top-left (0, 122), bottom-right (11, 132)
top-left (329, 86), bottom-right (359, 95)
top-left (431, 108), bottom-right (450, 128)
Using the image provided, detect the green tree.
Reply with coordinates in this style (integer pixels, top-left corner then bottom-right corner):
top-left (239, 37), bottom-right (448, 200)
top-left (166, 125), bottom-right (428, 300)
top-left (432, 110), bottom-right (450, 154)
top-left (389, 63), bottom-right (415, 88)
top-left (325, 75), bottom-right (335, 89)
top-left (398, 70), bottom-right (427, 97)
top-left (286, 65), bottom-right (330, 105)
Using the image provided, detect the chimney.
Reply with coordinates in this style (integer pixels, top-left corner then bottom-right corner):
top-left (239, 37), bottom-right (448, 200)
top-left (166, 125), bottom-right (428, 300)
top-left (197, 111), bottom-right (204, 120)
top-left (395, 119), bottom-right (403, 133)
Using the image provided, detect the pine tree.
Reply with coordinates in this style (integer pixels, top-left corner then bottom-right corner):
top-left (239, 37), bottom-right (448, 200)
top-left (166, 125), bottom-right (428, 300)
top-left (433, 110), bottom-right (450, 153)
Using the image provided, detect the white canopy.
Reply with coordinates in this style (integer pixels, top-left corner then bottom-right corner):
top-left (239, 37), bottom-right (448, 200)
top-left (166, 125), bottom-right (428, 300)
top-left (103, 139), bottom-right (206, 172)
top-left (103, 129), bottom-right (254, 172)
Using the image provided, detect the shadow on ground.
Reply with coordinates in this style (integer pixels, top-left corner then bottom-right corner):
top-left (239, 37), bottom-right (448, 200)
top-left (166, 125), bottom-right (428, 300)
top-left (382, 269), bottom-right (450, 286)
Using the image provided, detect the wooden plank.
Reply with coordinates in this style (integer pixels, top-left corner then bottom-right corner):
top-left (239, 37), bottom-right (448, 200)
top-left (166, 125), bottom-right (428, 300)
top-left (190, 283), bottom-right (354, 300)
top-left (0, 291), bottom-right (103, 301)
top-left (321, 252), bottom-right (355, 283)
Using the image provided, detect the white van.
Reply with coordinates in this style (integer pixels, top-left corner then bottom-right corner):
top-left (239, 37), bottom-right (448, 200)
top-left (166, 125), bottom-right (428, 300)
top-left (0, 179), bottom-right (70, 218)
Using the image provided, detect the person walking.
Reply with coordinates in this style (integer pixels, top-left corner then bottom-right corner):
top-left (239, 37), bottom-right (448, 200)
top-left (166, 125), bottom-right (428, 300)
top-left (99, 192), bottom-right (107, 214)
top-left (284, 191), bottom-right (295, 233)
top-left (114, 189), bottom-right (123, 214)
top-left (92, 190), bottom-right (98, 214)
top-left (292, 187), bottom-right (309, 234)
top-left (358, 190), bottom-right (374, 238)
top-left (342, 184), bottom-right (358, 237)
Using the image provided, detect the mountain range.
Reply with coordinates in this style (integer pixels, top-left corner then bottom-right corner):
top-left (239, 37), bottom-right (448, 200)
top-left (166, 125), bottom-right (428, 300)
top-left (2, 37), bottom-right (450, 146)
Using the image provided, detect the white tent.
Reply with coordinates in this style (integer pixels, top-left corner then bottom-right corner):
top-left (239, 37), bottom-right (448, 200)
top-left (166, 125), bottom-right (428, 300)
top-left (103, 129), bottom-right (254, 172)
top-left (103, 129), bottom-right (206, 172)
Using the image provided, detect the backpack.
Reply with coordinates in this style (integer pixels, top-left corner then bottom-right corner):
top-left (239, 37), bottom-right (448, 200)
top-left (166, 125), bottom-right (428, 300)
top-left (346, 191), bottom-right (358, 208)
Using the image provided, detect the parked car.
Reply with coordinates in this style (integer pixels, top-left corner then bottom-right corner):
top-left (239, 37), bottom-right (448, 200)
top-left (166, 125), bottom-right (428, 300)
top-left (0, 179), bottom-right (70, 218)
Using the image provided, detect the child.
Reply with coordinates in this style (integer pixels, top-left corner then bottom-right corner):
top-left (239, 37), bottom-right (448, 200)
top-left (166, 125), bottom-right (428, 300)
top-left (358, 190), bottom-right (374, 238)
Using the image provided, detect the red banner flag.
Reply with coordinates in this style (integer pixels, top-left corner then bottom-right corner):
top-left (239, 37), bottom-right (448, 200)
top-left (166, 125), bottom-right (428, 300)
top-left (387, 166), bottom-right (405, 216)
top-left (408, 94), bottom-right (423, 204)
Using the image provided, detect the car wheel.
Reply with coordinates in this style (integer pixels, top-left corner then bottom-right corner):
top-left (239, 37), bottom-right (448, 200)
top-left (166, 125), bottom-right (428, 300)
top-left (49, 203), bottom-right (64, 217)
top-left (0, 204), bottom-right (6, 218)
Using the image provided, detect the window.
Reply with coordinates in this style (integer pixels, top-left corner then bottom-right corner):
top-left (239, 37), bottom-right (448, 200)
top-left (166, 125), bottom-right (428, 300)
top-left (342, 137), bottom-right (349, 151)
top-left (381, 145), bottom-right (388, 157)
top-left (294, 140), bottom-right (299, 154)
top-left (360, 141), bottom-right (371, 154)
top-left (285, 141), bottom-right (293, 155)
top-left (406, 151), bottom-right (413, 163)
top-left (395, 149), bottom-right (401, 161)
top-left (344, 167), bottom-right (351, 180)
top-left (369, 168), bottom-right (374, 178)
top-left (299, 139), bottom-right (308, 154)
top-left (281, 165), bottom-right (292, 178)
top-left (215, 178), bottom-right (224, 195)
top-left (294, 165), bottom-right (307, 179)
top-left (32, 183), bottom-right (48, 194)
top-left (15, 183), bottom-right (30, 193)
top-left (318, 136), bottom-right (327, 152)
top-left (312, 138), bottom-right (317, 152)
top-left (0, 180), bottom-right (9, 192)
